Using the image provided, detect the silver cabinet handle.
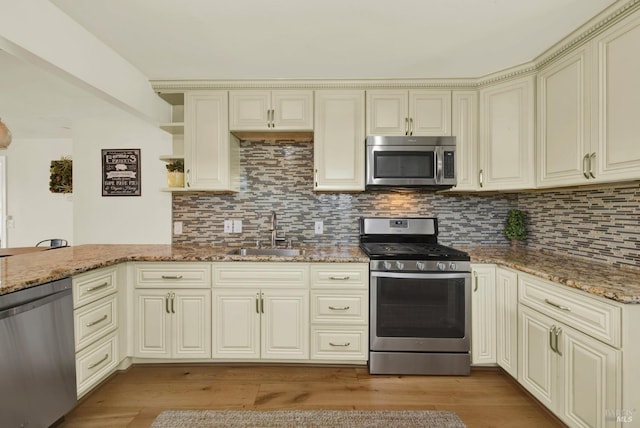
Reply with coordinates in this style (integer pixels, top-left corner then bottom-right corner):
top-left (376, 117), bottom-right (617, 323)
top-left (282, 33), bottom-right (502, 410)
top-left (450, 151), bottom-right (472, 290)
top-left (170, 292), bottom-right (176, 314)
top-left (256, 293), bottom-right (260, 314)
top-left (329, 276), bottom-right (350, 281)
top-left (545, 299), bottom-right (571, 311)
top-left (86, 314), bottom-right (108, 327)
top-left (549, 325), bottom-right (556, 353)
top-left (329, 342), bottom-right (351, 347)
top-left (186, 168), bottom-right (191, 187)
top-left (554, 326), bottom-right (562, 356)
top-left (589, 152), bottom-right (596, 179)
top-left (165, 293), bottom-right (171, 314)
top-left (260, 292), bottom-right (264, 314)
top-left (473, 271), bottom-right (478, 292)
top-left (86, 282), bottom-right (109, 292)
top-left (328, 306), bottom-right (350, 311)
top-left (405, 117), bottom-right (409, 135)
top-left (88, 353), bottom-right (109, 370)
top-left (409, 117), bottom-right (414, 136)
top-left (479, 169), bottom-right (484, 188)
top-left (583, 153), bottom-right (590, 179)
top-left (161, 275), bottom-right (183, 280)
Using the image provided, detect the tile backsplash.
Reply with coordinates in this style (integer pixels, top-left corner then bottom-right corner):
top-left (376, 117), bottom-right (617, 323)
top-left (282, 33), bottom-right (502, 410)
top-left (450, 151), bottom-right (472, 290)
top-left (172, 141), bottom-right (516, 247)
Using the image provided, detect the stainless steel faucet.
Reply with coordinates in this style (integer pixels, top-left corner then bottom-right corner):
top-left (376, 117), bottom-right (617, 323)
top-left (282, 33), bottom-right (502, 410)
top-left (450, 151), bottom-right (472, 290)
top-left (270, 211), bottom-right (286, 248)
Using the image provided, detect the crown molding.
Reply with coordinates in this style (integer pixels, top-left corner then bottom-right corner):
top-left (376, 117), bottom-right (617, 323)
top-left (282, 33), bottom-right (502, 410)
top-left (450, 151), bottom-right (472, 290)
top-left (151, 0), bottom-right (640, 92)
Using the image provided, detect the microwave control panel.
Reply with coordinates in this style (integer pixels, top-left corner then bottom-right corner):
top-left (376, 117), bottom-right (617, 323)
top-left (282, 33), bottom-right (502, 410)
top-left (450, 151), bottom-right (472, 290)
top-left (444, 151), bottom-right (455, 179)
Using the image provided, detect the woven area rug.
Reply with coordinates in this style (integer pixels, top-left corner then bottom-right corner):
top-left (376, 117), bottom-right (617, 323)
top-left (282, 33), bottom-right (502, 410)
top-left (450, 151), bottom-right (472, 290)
top-left (151, 409), bottom-right (466, 427)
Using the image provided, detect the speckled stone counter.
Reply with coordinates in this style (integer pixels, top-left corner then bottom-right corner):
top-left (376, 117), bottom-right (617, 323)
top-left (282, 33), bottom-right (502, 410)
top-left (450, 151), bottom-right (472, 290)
top-left (0, 244), bottom-right (368, 296)
top-left (462, 245), bottom-right (640, 304)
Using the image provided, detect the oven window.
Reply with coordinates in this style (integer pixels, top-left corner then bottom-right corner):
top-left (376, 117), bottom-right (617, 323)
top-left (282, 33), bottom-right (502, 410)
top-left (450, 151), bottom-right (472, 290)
top-left (374, 151), bottom-right (434, 179)
top-left (375, 276), bottom-right (466, 338)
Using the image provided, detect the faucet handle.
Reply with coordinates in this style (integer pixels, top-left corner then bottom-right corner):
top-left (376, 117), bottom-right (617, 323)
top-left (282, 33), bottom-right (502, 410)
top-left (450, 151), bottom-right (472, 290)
top-left (256, 240), bottom-right (261, 249)
top-left (287, 239), bottom-right (293, 249)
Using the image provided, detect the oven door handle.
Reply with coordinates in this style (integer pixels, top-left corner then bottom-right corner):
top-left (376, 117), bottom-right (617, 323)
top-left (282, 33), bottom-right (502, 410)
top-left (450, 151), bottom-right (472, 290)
top-left (371, 271), bottom-right (470, 280)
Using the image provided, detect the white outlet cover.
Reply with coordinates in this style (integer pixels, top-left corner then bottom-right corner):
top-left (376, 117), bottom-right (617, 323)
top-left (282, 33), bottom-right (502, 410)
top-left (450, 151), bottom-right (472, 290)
top-left (233, 219), bottom-right (242, 233)
top-left (315, 220), bottom-right (323, 234)
top-left (223, 220), bottom-right (233, 233)
top-left (173, 221), bottom-right (183, 235)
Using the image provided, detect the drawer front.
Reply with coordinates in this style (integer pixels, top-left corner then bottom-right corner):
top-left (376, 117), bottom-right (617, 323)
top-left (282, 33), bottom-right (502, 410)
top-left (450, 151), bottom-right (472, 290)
top-left (213, 262), bottom-right (309, 288)
top-left (73, 266), bottom-right (118, 308)
top-left (311, 291), bottom-right (367, 324)
top-left (519, 274), bottom-right (621, 347)
top-left (311, 326), bottom-right (368, 360)
top-left (76, 331), bottom-right (119, 398)
top-left (135, 263), bottom-right (211, 288)
top-left (74, 294), bottom-right (118, 352)
top-left (310, 264), bottom-right (368, 289)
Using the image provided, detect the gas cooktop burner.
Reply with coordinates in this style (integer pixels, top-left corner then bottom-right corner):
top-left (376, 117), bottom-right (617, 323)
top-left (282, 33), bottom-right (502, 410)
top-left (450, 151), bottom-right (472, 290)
top-left (360, 242), bottom-right (470, 261)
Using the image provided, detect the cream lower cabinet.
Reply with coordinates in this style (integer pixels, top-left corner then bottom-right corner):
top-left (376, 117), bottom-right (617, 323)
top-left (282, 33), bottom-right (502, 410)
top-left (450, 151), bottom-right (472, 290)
top-left (471, 264), bottom-right (496, 365)
top-left (133, 263), bottom-right (212, 359)
top-left (212, 263), bottom-right (309, 361)
top-left (495, 267), bottom-right (518, 378)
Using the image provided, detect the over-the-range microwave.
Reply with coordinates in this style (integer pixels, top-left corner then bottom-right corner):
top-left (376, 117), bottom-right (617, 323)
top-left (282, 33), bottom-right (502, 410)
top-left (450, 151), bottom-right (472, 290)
top-left (365, 135), bottom-right (457, 189)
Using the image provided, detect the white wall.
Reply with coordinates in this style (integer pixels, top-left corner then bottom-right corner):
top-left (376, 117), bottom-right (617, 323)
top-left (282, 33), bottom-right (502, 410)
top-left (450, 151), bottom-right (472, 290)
top-left (5, 138), bottom-right (74, 247)
top-left (72, 110), bottom-right (172, 244)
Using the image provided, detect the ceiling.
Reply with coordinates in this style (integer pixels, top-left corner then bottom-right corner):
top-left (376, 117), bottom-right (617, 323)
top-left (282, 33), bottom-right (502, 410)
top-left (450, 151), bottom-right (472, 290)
top-left (0, 0), bottom-right (620, 139)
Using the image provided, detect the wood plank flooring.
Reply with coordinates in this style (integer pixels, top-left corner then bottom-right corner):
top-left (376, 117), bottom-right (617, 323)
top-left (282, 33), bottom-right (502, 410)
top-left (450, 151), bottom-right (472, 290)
top-left (60, 365), bottom-right (564, 427)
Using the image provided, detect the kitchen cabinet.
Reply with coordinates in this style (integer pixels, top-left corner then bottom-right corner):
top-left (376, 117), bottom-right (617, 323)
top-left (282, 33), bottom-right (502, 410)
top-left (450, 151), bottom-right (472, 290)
top-left (313, 90), bottom-right (365, 191)
top-left (451, 91), bottom-right (479, 190)
top-left (183, 91), bottom-right (240, 191)
top-left (471, 264), bottom-right (497, 365)
top-left (366, 90), bottom-right (451, 136)
top-left (495, 267), bottom-right (518, 378)
top-left (212, 263), bottom-right (309, 360)
top-left (72, 266), bottom-right (123, 398)
top-left (229, 90), bottom-right (313, 131)
top-left (133, 263), bottom-right (212, 359)
top-left (478, 75), bottom-right (535, 190)
top-left (310, 263), bottom-right (369, 362)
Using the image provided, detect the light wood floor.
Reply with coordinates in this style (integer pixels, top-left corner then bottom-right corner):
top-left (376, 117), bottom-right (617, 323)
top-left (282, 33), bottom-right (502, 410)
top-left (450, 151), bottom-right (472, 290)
top-left (61, 365), bottom-right (563, 427)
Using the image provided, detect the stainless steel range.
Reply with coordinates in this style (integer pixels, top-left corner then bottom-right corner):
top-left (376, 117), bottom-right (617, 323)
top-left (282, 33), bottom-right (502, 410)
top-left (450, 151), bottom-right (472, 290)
top-left (359, 217), bottom-right (471, 375)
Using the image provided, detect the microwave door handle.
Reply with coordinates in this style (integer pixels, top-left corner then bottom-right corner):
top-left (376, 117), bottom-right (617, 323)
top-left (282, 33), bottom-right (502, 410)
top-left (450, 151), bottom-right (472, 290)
top-left (435, 148), bottom-right (443, 184)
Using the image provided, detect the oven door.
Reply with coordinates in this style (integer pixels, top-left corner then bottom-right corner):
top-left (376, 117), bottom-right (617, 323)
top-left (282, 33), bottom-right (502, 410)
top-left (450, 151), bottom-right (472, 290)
top-left (370, 271), bottom-right (470, 353)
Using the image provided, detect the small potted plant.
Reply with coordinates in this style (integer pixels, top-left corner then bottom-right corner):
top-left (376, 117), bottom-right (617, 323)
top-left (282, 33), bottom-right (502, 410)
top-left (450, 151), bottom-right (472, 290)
top-left (166, 159), bottom-right (184, 188)
top-left (504, 209), bottom-right (527, 248)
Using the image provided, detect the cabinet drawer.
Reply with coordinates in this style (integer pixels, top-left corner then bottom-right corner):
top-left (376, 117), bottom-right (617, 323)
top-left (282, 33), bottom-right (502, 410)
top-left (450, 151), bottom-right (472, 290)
top-left (74, 293), bottom-right (118, 352)
top-left (310, 264), bottom-right (368, 289)
top-left (76, 331), bottom-right (119, 398)
top-left (134, 263), bottom-right (211, 288)
top-left (213, 262), bottom-right (309, 288)
top-left (311, 326), bottom-right (368, 360)
top-left (73, 266), bottom-right (118, 308)
top-left (519, 273), bottom-right (621, 347)
top-left (311, 291), bottom-right (367, 324)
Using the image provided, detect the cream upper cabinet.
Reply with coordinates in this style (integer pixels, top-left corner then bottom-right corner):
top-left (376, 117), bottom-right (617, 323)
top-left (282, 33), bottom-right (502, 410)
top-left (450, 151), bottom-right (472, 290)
top-left (313, 90), bottom-right (365, 191)
top-left (591, 11), bottom-right (640, 183)
top-left (229, 90), bottom-right (313, 131)
top-left (366, 90), bottom-right (451, 136)
top-left (184, 91), bottom-right (240, 191)
top-left (478, 75), bottom-right (535, 190)
top-left (537, 47), bottom-right (592, 187)
top-left (471, 264), bottom-right (497, 365)
top-left (451, 91), bottom-right (479, 191)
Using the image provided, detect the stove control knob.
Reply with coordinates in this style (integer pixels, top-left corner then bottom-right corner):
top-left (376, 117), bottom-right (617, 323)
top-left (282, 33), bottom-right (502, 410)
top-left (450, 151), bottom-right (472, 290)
top-left (395, 261), bottom-right (405, 270)
top-left (383, 261), bottom-right (392, 270)
top-left (449, 263), bottom-right (457, 271)
top-left (437, 262), bottom-right (446, 271)
top-left (416, 261), bottom-right (426, 271)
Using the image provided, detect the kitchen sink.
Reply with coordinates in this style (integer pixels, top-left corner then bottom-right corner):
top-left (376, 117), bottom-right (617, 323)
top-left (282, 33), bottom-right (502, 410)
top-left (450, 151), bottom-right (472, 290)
top-left (227, 248), bottom-right (305, 256)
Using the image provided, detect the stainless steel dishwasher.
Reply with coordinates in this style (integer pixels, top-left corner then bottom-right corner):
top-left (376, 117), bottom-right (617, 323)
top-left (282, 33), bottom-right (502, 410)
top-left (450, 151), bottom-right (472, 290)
top-left (0, 277), bottom-right (77, 427)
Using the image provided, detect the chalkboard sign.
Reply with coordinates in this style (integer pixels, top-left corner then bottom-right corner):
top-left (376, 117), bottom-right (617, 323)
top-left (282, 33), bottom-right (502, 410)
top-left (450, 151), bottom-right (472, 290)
top-left (102, 149), bottom-right (141, 196)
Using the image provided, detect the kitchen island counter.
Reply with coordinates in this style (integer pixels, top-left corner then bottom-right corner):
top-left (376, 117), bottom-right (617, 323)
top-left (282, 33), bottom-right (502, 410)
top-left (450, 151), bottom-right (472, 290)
top-left (0, 244), bottom-right (368, 296)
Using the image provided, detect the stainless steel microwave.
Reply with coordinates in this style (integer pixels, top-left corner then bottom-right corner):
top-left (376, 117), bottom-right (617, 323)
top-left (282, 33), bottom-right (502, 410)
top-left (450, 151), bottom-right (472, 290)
top-left (365, 135), bottom-right (457, 189)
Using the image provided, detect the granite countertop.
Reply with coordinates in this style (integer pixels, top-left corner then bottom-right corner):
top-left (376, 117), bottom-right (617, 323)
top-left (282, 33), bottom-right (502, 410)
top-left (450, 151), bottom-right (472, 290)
top-left (1, 243), bottom-right (639, 304)
top-left (0, 244), bottom-right (369, 296)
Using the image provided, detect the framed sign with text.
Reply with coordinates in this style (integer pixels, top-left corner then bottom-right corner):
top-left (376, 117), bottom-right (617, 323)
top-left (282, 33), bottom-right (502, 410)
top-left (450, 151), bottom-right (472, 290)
top-left (102, 149), bottom-right (141, 196)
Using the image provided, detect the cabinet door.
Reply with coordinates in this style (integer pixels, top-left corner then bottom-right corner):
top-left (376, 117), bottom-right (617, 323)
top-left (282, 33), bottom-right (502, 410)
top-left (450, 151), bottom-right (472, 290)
top-left (518, 305), bottom-right (558, 411)
top-left (479, 76), bottom-right (535, 190)
top-left (272, 90), bottom-right (314, 130)
top-left (471, 265), bottom-right (496, 365)
top-left (314, 90), bottom-right (365, 191)
top-left (212, 289), bottom-right (260, 359)
top-left (173, 290), bottom-right (211, 358)
top-left (229, 91), bottom-right (271, 130)
top-left (261, 289), bottom-right (309, 360)
top-left (409, 90), bottom-right (451, 136)
top-left (559, 324), bottom-right (620, 428)
top-left (366, 90), bottom-right (408, 135)
top-left (495, 267), bottom-right (518, 378)
top-left (134, 290), bottom-right (171, 358)
top-left (184, 91), bottom-right (235, 190)
top-left (537, 47), bottom-right (591, 187)
top-left (592, 13), bottom-right (640, 183)
top-left (452, 91), bottom-right (478, 190)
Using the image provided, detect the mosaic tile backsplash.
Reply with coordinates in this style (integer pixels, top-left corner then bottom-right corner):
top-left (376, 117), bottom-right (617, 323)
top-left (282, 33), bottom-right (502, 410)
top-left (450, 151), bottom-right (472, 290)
top-left (172, 141), bottom-right (517, 247)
